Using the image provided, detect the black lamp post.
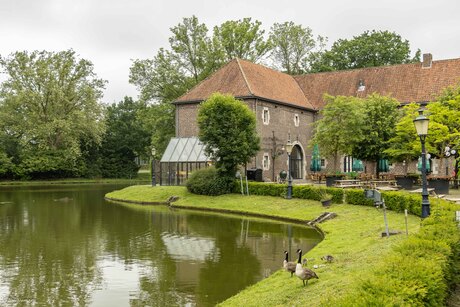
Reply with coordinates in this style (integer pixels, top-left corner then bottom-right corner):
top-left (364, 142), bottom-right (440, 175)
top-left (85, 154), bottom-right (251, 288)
top-left (286, 136), bottom-right (293, 199)
top-left (413, 109), bottom-right (430, 218)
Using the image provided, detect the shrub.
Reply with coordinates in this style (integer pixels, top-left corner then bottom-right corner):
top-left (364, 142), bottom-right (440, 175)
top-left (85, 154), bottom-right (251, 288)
top-left (186, 167), bottom-right (234, 196)
top-left (228, 181), bottom-right (460, 305)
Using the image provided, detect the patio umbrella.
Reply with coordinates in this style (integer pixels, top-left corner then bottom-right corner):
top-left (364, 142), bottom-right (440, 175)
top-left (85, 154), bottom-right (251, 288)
top-left (310, 144), bottom-right (321, 172)
top-left (378, 159), bottom-right (389, 172)
top-left (352, 159), bottom-right (364, 172)
top-left (417, 156), bottom-right (431, 172)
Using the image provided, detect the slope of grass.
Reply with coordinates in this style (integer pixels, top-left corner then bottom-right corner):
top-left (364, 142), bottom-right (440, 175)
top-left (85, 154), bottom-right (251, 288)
top-left (106, 185), bottom-right (421, 306)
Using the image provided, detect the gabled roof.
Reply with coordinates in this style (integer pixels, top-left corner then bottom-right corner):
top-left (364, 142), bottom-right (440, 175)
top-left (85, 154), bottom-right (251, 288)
top-left (175, 56), bottom-right (460, 111)
top-left (294, 58), bottom-right (460, 109)
top-left (174, 58), bottom-right (314, 109)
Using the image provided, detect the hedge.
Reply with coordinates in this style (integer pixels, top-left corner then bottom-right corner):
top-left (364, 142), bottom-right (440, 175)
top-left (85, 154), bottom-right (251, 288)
top-left (231, 181), bottom-right (460, 306)
top-left (233, 181), bottom-right (344, 203)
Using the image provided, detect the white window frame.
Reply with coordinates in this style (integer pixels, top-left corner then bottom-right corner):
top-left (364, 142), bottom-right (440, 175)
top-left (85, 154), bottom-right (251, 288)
top-left (294, 114), bottom-right (300, 127)
top-left (263, 153), bottom-right (270, 171)
top-left (262, 107), bottom-right (270, 125)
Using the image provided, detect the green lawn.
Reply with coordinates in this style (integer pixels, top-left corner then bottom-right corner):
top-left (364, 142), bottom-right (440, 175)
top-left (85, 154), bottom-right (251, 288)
top-left (106, 185), bottom-right (422, 306)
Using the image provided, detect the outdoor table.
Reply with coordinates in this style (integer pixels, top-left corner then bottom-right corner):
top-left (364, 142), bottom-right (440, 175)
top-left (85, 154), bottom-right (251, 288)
top-left (334, 179), bottom-right (362, 188)
top-left (367, 180), bottom-right (399, 189)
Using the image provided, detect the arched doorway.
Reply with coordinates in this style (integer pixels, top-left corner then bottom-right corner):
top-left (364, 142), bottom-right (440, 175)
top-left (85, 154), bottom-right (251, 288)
top-left (290, 145), bottom-right (303, 179)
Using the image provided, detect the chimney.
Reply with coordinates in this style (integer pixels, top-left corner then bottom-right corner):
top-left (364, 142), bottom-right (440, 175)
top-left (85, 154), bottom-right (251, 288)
top-left (422, 53), bottom-right (432, 69)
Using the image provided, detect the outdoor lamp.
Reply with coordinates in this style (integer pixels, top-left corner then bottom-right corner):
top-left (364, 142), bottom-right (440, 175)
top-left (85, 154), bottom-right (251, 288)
top-left (286, 137), bottom-right (293, 199)
top-left (285, 139), bottom-right (293, 155)
top-left (413, 108), bottom-right (430, 218)
top-left (413, 109), bottom-right (429, 139)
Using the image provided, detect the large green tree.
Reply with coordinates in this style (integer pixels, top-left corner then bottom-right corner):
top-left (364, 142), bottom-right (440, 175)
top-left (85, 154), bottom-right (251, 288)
top-left (213, 18), bottom-right (271, 62)
top-left (352, 94), bottom-right (400, 176)
top-left (137, 102), bottom-right (176, 160)
top-left (99, 97), bottom-right (151, 178)
top-left (311, 30), bottom-right (420, 72)
top-left (384, 103), bottom-right (421, 174)
top-left (197, 93), bottom-right (260, 177)
top-left (311, 95), bottom-right (364, 172)
top-left (0, 50), bottom-right (106, 179)
top-left (269, 21), bottom-right (326, 75)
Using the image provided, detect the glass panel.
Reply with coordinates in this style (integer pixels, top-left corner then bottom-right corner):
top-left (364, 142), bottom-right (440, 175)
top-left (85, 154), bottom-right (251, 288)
top-left (161, 138), bottom-right (179, 162)
top-left (179, 138), bottom-right (195, 162)
top-left (170, 138), bottom-right (187, 162)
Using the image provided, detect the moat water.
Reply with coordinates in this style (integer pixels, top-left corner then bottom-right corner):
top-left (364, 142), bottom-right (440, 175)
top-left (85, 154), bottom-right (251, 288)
top-left (0, 184), bottom-right (322, 306)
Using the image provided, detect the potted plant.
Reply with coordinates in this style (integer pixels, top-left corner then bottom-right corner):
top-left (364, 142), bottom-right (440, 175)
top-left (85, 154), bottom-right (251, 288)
top-left (318, 189), bottom-right (333, 207)
top-left (325, 172), bottom-right (345, 187)
top-left (427, 175), bottom-right (451, 194)
top-left (395, 172), bottom-right (419, 190)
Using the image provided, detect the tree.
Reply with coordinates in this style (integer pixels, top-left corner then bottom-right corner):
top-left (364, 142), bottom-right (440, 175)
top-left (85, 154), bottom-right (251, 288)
top-left (269, 21), bottom-right (326, 75)
top-left (169, 15), bottom-right (223, 84)
top-left (0, 50), bottom-right (106, 179)
top-left (424, 90), bottom-right (460, 176)
top-left (99, 97), bottom-right (151, 178)
top-left (384, 103), bottom-right (421, 174)
top-left (311, 95), bottom-right (364, 172)
top-left (198, 93), bottom-right (260, 177)
top-left (352, 94), bottom-right (400, 176)
top-left (213, 18), bottom-right (271, 62)
top-left (311, 30), bottom-right (420, 72)
top-left (137, 102), bottom-right (176, 160)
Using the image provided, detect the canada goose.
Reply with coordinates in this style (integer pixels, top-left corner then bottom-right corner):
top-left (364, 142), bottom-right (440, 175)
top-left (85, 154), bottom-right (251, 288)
top-left (295, 249), bottom-right (319, 286)
top-left (283, 251), bottom-right (296, 277)
top-left (321, 255), bottom-right (334, 263)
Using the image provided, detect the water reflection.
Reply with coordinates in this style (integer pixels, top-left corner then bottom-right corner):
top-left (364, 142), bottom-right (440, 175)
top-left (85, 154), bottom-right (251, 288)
top-left (0, 185), bottom-right (322, 306)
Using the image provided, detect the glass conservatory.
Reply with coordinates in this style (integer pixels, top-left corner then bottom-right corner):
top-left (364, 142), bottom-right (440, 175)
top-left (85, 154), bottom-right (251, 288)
top-left (160, 137), bottom-right (210, 185)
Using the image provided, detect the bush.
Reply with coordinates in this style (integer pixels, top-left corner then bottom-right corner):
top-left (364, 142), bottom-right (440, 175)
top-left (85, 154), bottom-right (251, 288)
top-left (186, 167), bottom-right (234, 196)
top-left (231, 181), bottom-right (460, 305)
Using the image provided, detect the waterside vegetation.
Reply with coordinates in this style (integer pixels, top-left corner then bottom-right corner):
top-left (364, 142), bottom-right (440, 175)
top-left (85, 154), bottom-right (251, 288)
top-left (105, 183), bottom-right (459, 305)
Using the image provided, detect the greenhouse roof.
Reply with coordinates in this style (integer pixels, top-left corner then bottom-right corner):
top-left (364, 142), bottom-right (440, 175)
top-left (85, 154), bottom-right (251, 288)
top-left (160, 137), bottom-right (210, 162)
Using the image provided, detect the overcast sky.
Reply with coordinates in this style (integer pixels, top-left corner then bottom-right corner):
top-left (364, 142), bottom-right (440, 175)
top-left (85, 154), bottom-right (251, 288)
top-left (1, 0), bottom-right (459, 103)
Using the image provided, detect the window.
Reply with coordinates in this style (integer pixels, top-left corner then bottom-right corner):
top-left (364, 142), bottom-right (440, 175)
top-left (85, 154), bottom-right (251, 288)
top-left (320, 159), bottom-right (325, 167)
top-left (263, 153), bottom-right (270, 170)
top-left (262, 107), bottom-right (270, 125)
top-left (294, 114), bottom-right (300, 127)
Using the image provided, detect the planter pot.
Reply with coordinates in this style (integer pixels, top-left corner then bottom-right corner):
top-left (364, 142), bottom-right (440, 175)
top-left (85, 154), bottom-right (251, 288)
top-left (321, 199), bottom-right (332, 207)
top-left (428, 178), bottom-right (450, 194)
top-left (325, 176), bottom-right (342, 187)
top-left (395, 176), bottom-right (415, 190)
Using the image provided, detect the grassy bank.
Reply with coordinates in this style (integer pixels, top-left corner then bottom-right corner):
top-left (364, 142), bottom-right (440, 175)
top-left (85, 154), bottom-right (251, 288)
top-left (106, 185), bottom-right (422, 306)
top-left (0, 175), bottom-right (150, 186)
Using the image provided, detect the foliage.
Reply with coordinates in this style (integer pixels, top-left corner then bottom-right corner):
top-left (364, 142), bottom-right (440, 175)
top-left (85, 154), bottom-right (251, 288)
top-left (384, 103), bottom-right (421, 173)
top-left (129, 16), bottom-right (270, 159)
top-left (328, 200), bottom-right (459, 306)
top-left (0, 50), bottom-right (106, 179)
top-left (186, 167), bottom-right (234, 196)
top-left (137, 102), bottom-right (175, 160)
top-left (213, 18), bottom-right (271, 63)
top-left (0, 150), bottom-right (13, 177)
top-left (269, 21), bottom-right (326, 75)
top-left (311, 30), bottom-right (421, 72)
top-left (352, 94), bottom-right (400, 175)
top-left (311, 95), bottom-right (364, 172)
top-left (234, 181), bottom-right (286, 197)
top-left (198, 93), bottom-right (260, 177)
top-left (98, 97), bottom-right (151, 178)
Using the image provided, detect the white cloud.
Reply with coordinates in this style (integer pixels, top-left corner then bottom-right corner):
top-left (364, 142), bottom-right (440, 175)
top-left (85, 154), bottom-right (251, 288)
top-left (1, 0), bottom-right (460, 103)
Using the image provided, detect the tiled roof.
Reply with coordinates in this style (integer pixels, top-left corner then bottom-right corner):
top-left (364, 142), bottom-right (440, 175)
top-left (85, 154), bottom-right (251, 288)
top-left (175, 56), bottom-right (460, 111)
top-left (174, 59), bottom-right (314, 109)
top-left (294, 58), bottom-right (460, 109)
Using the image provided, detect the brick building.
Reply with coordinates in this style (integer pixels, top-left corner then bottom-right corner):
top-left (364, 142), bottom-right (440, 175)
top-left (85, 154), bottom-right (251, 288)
top-left (165, 54), bottom-right (460, 183)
